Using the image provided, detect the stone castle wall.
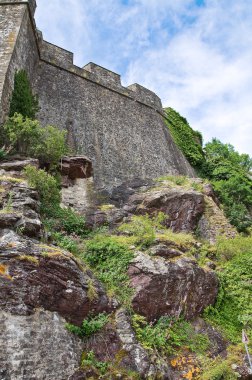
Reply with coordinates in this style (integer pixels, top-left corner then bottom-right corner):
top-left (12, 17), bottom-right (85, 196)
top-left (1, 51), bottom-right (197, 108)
top-left (0, 0), bottom-right (195, 188)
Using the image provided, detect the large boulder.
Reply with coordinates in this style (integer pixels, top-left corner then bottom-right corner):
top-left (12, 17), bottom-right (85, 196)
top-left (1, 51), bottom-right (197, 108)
top-left (128, 252), bottom-right (218, 321)
top-left (0, 229), bottom-right (112, 325)
top-left (59, 156), bottom-right (93, 184)
top-left (127, 188), bottom-right (205, 232)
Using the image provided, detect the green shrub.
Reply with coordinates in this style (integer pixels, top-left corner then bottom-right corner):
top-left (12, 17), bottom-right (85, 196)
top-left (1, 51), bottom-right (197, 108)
top-left (3, 113), bottom-right (41, 155)
top-left (83, 235), bottom-right (134, 305)
top-left (45, 206), bottom-right (89, 237)
top-left (65, 313), bottom-right (109, 338)
top-left (3, 114), bottom-right (67, 167)
top-left (204, 240), bottom-right (252, 342)
top-left (81, 351), bottom-right (109, 375)
top-left (24, 165), bottom-right (60, 212)
top-left (0, 148), bottom-right (7, 160)
top-left (202, 139), bottom-right (252, 232)
top-left (52, 232), bottom-right (80, 255)
top-left (132, 315), bottom-right (209, 355)
top-left (30, 125), bottom-right (68, 167)
top-left (9, 69), bottom-right (39, 119)
top-left (118, 213), bottom-right (166, 248)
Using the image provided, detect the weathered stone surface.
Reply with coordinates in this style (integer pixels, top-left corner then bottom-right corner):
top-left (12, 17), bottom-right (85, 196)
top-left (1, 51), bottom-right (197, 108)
top-left (0, 309), bottom-right (83, 380)
top-left (149, 244), bottom-right (183, 259)
top-left (0, 229), bottom-right (112, 324)
top-left (61, 178), bottom-right (96, 213)
top-left (0, 158), bottom-right (39, 172)
top-left (198, 195), bottom-right (237, 243)
top-left (0, 176), bottom-right (41, 237)
top-left (128, 252), bottom-right (218, 321)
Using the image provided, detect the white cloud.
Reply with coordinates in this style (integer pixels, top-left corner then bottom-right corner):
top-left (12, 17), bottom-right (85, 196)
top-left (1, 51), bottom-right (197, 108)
top-left (35, 0), bottom-right (252, 155)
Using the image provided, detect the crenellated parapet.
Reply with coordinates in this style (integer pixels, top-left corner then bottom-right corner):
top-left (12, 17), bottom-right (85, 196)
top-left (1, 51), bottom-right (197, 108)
top-left (39, 40), bottom-right (74, 70)
top-left (0, 0), bottom-right (163, 112)
top-left (83, 63), bottom-right (121, 87)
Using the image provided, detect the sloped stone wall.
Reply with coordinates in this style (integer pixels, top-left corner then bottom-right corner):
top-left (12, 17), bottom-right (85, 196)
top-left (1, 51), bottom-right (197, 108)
top-left (0, 310), bottom-right (82, 380)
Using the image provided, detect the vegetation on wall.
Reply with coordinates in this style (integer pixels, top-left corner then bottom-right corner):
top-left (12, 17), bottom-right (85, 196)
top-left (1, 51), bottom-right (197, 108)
top-left (164, 107), bottom-right (205, 169)
top-left (164, 107), bottom-right (252, 232)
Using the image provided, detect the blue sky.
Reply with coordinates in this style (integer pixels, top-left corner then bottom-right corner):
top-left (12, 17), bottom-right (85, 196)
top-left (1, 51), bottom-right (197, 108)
top-left (35, 0), bottom-right (252, 156)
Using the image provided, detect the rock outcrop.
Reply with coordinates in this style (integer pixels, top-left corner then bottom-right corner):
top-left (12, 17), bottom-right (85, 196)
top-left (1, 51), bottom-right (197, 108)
top-left (72, 309), bottom-right (173, 379)
top-left (0, 169), bottom-right (42, 238)
top-left (0, 229), bottom-right (112, 325)
top-left (129, 252), bottom-right (218, 321)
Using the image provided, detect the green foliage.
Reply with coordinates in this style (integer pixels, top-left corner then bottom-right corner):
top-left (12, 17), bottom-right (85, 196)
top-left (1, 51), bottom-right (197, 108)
top-left (44, 206), bottom-right (89, 237)
top-left (132, 315), bottom-right (209, 355)
top-left (201, 139), bottom-right (252, 232)
top-left (204, 238), bottom-right (252, 342)
top-left (118, 213), bottom-right (166, 248)
top-left (200, 345), bottom-right (244, 380)
top-left (24, 165), bottom-right (60, 212)
top-left (0, 148), bottom-right (7, 160)
top-left (83, 235), bottom-right (134, 305)
top-left (31, 125), bottom-right (68, 167)
top-left (52, 232), bottom-right (80, 255)
top-left (201, 360), bottom-right (238, 380)
top-left (3, 113), bottom-right (67, 167)
top-left (65, 313), bottom-right (109, 338)
top-left (9, 69), bottom-right (39, 119)
top-left (3, 113), bottom-right (41, 155)
top-left (81, 351), bottom-right (109, 375)
top-left (164, 107), bottom-right (205, 169)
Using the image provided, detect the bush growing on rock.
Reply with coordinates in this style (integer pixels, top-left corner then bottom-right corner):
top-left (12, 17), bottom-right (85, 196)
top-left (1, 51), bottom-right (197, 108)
top-left (3, 113), bottom-right (68, 167)
top-left (24, 165), bottom-right (60, 212)
top-left (204, 237), bottom-right (252, 342)
top-left (84, 235), bottom-right (134, 305)
top-left (65, 313), bottom-right (109, 338)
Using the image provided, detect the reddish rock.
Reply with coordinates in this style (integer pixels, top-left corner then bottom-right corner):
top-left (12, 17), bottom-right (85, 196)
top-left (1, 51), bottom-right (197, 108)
top-left (59, 156), bottom-right (93, 181)
top-left (0, 230), bottom-right (112, 325)
top-left (128, 252), bottom-right (218, 322)
top-left (127, 188), bottom-right (204, 232)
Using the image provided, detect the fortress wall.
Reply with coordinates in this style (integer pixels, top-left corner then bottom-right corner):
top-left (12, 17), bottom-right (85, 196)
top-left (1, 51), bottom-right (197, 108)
top-left (0, 0), bottom-right (195, 188)
top-left (0, 1), bottom-right (39, 123)
top-left (35, 61), bottom-right (194, 189)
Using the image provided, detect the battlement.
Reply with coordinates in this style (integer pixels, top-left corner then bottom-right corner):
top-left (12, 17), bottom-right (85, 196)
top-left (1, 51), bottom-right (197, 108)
top-left (0, 0), bottom-right (36, 15)
top-left (40, 40), bottom-right (74, 70)
top-left (83, 63), bottom-right (121, 87)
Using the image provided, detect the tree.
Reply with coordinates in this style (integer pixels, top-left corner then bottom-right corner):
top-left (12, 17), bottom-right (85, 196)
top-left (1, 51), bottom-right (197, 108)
top-left (9, 70), bottom-right (39, 119)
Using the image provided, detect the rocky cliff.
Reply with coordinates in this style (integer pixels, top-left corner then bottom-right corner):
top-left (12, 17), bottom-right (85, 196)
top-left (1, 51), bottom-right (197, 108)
top-left (0, 158), bottom-right (250, 380)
